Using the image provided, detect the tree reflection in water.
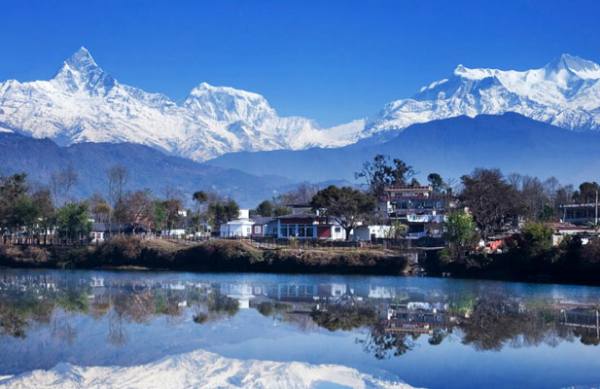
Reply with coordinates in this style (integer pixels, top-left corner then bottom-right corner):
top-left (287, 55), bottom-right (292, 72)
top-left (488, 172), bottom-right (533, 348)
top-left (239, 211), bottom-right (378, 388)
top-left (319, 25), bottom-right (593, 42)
top-left (0, 272), bottom-right (599, 360)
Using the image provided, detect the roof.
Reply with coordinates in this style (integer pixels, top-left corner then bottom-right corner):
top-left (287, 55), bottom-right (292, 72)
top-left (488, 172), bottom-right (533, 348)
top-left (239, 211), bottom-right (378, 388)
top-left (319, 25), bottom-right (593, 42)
top-left (91, 222), bottom-right (107, 232)
top-left (560, 203), bottom-right (599, 208)
top-left (385, 185), bottom-right (432, 191)
top-left (276, 212), bottom-right (320, 220)
top-left (251, 216), bottom-right (274, 225)
top-left (225, 218), bottom-right (254, 225)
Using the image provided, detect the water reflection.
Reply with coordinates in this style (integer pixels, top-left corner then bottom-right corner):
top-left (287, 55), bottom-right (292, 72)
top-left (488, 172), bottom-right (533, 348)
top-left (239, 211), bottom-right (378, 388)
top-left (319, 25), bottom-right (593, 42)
top-left (1, 271), bottom-right (599, 357)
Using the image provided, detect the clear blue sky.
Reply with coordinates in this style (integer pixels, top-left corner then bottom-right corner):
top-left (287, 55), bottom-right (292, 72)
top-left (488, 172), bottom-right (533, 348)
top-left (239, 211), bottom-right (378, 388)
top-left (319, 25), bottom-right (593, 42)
top-left (1, 0), bottom-right (599, 126)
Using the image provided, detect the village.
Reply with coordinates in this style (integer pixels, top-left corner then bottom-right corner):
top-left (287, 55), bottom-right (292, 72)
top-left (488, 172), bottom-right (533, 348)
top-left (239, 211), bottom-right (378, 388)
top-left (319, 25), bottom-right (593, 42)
top-left (3, 155), bottom-right (600, 283)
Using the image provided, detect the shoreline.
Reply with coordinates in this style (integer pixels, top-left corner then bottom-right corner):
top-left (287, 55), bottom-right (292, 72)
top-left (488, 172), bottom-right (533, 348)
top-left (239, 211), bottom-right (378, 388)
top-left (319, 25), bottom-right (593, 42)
top-left (3, 237), bottom-right (600, 287)
top-left (0, 237), bottom-right (411, 276)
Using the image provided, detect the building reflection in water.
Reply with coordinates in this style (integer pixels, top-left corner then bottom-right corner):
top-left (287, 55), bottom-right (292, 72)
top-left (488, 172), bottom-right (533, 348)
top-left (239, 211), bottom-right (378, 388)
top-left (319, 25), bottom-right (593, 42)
top-left (0, 272), bottom-right (599, 358)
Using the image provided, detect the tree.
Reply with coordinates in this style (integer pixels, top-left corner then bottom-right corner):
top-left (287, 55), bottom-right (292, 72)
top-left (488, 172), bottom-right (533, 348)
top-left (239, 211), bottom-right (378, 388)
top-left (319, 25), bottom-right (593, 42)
top-left (385, 220), bottom-right (408, 240)
top-left (520, 176), bottom-right (551, 221)
top-left (192, 191), bottom-right (208, 206)
top-left (0, 173), bottom-right (31, 236)
top-left (107, 165), bottom-right (128, 206)
top-left (273, 205), bottom-right (291, 217)
top-left (152, 200), bottom-right (167, 231)
top-left (355, 155), bottom-right (415, 197)
top-left (88, 194), bottom-right (111, 224)
top-left (163, 198), bottom-right (184, 232)
top-left (11, 195), bottom-right (38, 235)
top-left (207, 199), bottom-right (240, 230)
top-left (445, 210), bottom-right (477, 261)
top-left (520, 222), bottom-right (553, 257)
top-left (427, 173), bottom-right (445, 194)
top-left (50, 165), bottom-right (78, 205)
top-left (113, 190), bottom-right (154, 231)
top-left (311, 186), bottom-right (375, 240)
top-left (574, 182), bottom-right (599, 203)
top-left (191, 191), bottom-right (209, 232)
top-left (55, 202), bottom-right (91, 242)
top-left (255, 200), bottom-right (274, 217)
top-left (460, 169), bottom-right (521, 238)
top-left (276, 183), bottom-right (320, 205)
top-left (31, 188), bottom-right (55, 241)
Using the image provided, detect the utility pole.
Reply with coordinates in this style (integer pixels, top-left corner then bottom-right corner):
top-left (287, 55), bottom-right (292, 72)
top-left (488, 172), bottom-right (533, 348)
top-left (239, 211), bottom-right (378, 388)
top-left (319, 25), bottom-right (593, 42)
top-left (594, 188), bottom-right (598, 229)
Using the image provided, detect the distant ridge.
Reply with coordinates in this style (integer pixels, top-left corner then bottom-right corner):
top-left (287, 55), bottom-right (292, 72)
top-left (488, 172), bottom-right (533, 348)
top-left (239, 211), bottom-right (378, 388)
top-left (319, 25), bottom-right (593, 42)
top-left (209, 113), bottom-right (600, 184)
top-left (0, 132), bottom-right (293, 207)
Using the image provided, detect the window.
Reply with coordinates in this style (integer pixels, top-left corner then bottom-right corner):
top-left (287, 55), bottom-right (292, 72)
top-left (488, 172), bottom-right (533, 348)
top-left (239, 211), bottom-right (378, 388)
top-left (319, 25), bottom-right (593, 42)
top-left (305, 226), bottom-right (314, 238)
top-left (334, 227), bottom-right (341, 233)
top-left (299, 225), bottom-right (306, 237)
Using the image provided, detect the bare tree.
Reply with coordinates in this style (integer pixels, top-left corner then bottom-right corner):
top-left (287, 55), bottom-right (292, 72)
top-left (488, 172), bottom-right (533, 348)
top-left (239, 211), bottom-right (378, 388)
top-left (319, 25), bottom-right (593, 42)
top-left (277, 182), bottom-right (320, 206)
top-left (107, 165), bottom-right (128, 207)
top-left (50, 165), bottom-right (78, 205)
top-left (105, 165), bottom-right (128, 235)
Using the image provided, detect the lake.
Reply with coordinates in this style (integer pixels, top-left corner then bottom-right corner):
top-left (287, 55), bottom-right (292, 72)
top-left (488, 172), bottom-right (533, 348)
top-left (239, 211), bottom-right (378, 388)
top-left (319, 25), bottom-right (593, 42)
top-left (0, 269), bottom-right (599, 388)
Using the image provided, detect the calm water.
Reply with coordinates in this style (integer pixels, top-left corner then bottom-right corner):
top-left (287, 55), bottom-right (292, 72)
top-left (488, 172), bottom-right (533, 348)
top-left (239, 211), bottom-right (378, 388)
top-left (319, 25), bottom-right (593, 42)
top-left (1, 269), bottom-right (600, 388)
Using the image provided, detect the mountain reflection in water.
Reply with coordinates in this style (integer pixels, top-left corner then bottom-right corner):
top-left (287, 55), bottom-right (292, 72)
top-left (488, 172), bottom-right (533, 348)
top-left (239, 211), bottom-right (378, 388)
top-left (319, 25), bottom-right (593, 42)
top-left (1, 270), bottom-right (600, 388)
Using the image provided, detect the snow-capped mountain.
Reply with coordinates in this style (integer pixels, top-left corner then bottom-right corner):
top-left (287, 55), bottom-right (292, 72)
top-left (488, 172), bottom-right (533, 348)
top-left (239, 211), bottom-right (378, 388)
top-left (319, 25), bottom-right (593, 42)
top-left (1, 49), bottom-right (600, 161)
top-left (366, 54), bottom-right (600, 135)
top-left (0, 47), bottom-right (360, 160)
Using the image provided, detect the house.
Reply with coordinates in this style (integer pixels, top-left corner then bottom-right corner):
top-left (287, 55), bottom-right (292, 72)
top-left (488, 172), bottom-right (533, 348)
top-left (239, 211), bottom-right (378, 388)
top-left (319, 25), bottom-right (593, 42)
top-left (351, 225), bottom-right (391, 241)
top-left (547, 222), bottom-right (597, 246)
top-left (559, 203), bottom-right (599, 225)
top-left (162, 228), bottom-right (187, 238)
top-left (382, 185), bottom-right (449, 239)
top-left (220, 209), bottom-right (254, 238)
top-left (90, 223), bottom-right (107, 243)
top-left (273, 213), bottom-right (346, 240)
top-left (250, 216), bottom-right (275, 237)
top-left (91, 222), bottom-right (151, 242)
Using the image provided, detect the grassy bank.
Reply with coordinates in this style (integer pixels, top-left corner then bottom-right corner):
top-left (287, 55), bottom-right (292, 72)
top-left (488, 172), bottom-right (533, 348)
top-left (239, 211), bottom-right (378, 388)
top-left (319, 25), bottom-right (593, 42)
top-left (422, 235), bottom-right (600, 286)
top-left (0, 237), bottom-right (410, 275)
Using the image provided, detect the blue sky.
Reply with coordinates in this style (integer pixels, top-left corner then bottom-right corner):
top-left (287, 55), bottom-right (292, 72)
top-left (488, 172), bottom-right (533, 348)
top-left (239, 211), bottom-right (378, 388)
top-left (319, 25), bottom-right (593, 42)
top-left (1, 0), bottom-right (599, 126)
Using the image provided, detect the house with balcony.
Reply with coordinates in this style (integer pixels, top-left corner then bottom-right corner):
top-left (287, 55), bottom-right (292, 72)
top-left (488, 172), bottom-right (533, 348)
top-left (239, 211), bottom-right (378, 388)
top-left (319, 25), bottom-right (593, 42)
top-left (381, 185), bottom-right (450, 239)
top-left (559, 203), bottom-right (599, 225)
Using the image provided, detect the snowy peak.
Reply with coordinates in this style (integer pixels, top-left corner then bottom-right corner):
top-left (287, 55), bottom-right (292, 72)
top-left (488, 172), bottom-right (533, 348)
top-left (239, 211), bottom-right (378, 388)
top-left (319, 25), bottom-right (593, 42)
top-left (545, 53), bottom-right (600, 80)
top-left (53, 46), bottom-right (115, 95)
top-left (368, 53), bottom-right (600, 134)
top-left (452, 64), bottom-right (499, 80)
top-left (184, 82), bottom-right (275, 123)
top-left (3, 49), bottom-right (600, 162)
top-left (0, 47), bottom-right (349, 160)
top-left (65, 46), bottom-right (99, 70)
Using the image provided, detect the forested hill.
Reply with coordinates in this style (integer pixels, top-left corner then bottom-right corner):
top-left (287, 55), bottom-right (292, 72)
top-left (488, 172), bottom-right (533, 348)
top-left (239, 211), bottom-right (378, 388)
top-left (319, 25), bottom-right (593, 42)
top-left (0, 133), bottom-right (291, 207)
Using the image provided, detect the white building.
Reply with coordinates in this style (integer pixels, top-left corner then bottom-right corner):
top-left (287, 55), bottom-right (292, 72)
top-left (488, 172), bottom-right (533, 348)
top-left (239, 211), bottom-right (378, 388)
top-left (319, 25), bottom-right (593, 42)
top-left (219, 209), bottom-right (254, 238)
top-left (351, 225), bottom-right (391, 241)
top-left (162, 228), bottom-right (186, 238)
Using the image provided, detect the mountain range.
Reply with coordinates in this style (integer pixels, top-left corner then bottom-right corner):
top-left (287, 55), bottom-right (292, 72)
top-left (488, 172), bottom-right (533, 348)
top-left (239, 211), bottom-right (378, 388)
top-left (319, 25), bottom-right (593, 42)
top-left (0, 132), bottom-right (295, 207)
top-left (209, 113), bottom-right (600, 184)
top-left (0, 47), bottom-right (362, 161)
top-left (2, 49), bottom-right (600, 204)
top-left (1, 48), bottom-right (600, 162)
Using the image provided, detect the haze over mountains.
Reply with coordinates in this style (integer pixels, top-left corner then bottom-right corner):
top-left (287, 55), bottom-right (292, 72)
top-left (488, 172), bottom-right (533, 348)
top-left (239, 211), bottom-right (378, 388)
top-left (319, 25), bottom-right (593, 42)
top-left (0, 132), bottom-right (295, 207)
top-left (211, 113), bottom-right (600, 184)
top-left (2, 48), bottom-right (600, 203)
